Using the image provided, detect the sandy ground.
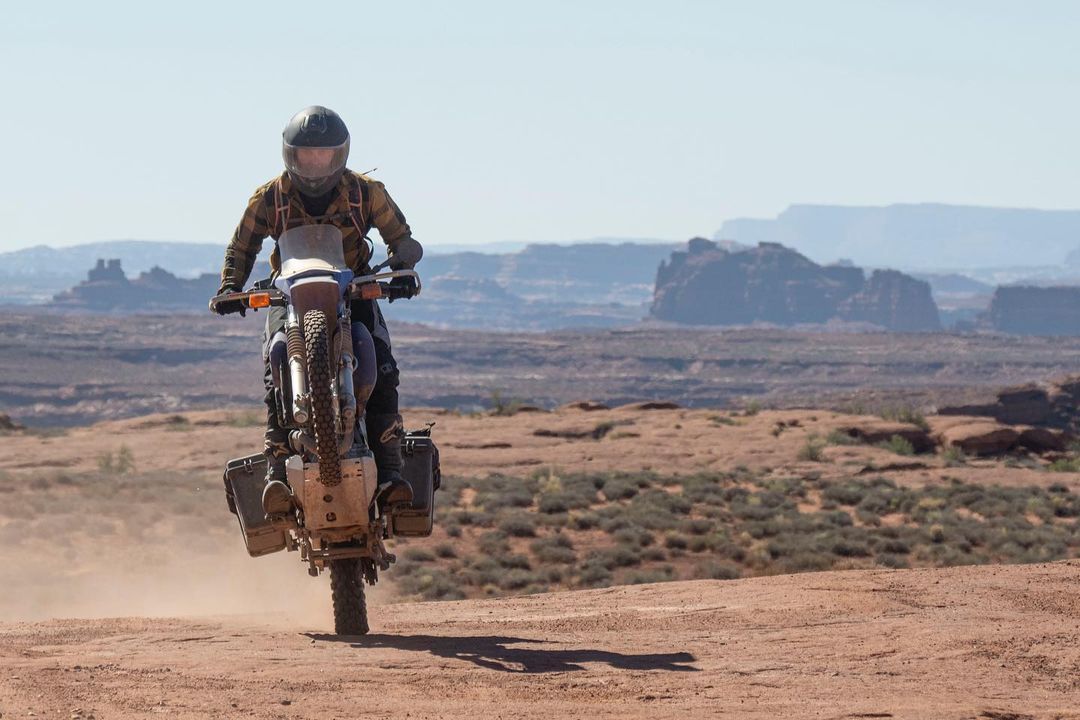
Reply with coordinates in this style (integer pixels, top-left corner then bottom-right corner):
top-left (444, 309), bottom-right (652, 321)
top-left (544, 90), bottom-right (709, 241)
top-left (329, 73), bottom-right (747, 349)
top-left (5, 405), bottom-right (1077, 491)
top-left (1, 562), bottom-right (1078, 719)
top-left (2, 407), bottom-right (1079, 718)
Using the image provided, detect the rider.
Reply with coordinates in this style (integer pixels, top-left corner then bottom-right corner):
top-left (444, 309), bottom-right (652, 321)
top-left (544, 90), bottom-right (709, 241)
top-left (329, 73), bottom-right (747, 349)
top-left (212, 105), bottom-right (421, 515)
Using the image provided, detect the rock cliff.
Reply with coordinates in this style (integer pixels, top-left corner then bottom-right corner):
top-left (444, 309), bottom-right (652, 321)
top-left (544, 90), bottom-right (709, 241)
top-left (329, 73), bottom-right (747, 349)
top-left (651, 239), bottom-right (940, 331)
top-left (983, 286), bottom-right (1080, 335)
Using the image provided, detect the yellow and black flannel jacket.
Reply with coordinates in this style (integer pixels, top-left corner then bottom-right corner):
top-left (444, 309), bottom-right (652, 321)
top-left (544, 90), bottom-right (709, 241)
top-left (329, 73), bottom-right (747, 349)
top-left (218, 170), bottom-right (414, 293)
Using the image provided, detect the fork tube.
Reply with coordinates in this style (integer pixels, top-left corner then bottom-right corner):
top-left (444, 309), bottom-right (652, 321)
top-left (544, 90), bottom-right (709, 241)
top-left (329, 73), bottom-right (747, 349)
top-left (286, 305), bottom-right (310, 425)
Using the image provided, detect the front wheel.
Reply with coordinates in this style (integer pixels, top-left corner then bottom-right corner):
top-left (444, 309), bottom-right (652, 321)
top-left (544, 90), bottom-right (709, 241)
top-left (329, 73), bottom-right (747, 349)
top-left (303, 309), bottom-right (342, 486)
top-left (329, 558), bottom-right (369, 635)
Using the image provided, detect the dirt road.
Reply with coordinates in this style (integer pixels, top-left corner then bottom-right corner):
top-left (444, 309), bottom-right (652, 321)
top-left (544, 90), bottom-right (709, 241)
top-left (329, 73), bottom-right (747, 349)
top-left (2, 562), bottom-right (1077, 719)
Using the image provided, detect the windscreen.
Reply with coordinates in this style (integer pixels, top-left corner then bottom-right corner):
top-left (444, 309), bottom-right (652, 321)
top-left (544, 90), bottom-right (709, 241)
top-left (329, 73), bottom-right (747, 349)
top-left (277, 224), bottom-right (347, 279)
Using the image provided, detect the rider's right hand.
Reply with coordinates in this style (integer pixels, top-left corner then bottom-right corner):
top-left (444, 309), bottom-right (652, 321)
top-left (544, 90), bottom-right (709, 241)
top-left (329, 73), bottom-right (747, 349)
top-left (210, 291), bottom-right (247, 316)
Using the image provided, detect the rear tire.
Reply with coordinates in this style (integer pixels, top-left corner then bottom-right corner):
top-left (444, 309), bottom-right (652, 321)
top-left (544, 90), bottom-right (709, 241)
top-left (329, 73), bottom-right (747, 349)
top-left (303, 309), bottom-right (342, 486)
top-left (330, 558), bottom-right (369, 635)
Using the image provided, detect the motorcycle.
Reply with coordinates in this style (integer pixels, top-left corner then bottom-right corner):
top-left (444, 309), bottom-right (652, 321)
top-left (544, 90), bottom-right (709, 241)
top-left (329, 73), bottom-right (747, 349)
top-left (210, 224), bottom-right (440, 635)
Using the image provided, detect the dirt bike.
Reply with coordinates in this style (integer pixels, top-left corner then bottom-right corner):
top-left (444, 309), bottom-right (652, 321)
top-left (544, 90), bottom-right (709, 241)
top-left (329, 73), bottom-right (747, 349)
top-left (210, 224), bottom-right (440, 635)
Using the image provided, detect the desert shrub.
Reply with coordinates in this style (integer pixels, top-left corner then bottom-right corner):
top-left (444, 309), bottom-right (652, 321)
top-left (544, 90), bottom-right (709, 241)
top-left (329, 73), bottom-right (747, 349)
top-left (942, 446), bottom-right (967, 467)
top-left (477, 530), bottom-right (511, 556)
top-left (635, 488), bottom-right (693, 514)
top-left (831, 537), bottom-right (872, 557)
top-left (434, 543), bottom-right (457, 559)
top-left (537, 512), bottom-right (570, 528)
top-left (622, 492), bottom-right (688, 531)
top-left (761, 476), bottom-right (808, 498)
top-left (822, 482), bottom-right (866, 506)
top-left (601, 477), bottom-right (641, 500)
top-left (538, 491), bottom-right (592, 514)
top-left (489, 389), bottom-right (524, 416)
top-left (453, 509), bottom-right (494, 528)
top-left (624, 568), bottom-right (675, 584)
top-left (499, 569), bottom-right (542, 591)
top-left (499, 553), bottom-right (532, 570)
top-left (398, 567), bottom-right (466, 600)
top-left (599, 515), bottom-right (634, 534)
top-left (640, 546), bottom-right (667, 562)
top-left (855, 483), bottom-right (904, 516)
top-left (403, 547), bottom-right (435, 562)
top-left (531, 535), bottom-right (577, 564)
top-left (744, 519), bottom-right (782, 539)
top-left (730, 498), bottom-right (778, 522)
top-left (613, 528), bottom-right (654, 548)
top-left (743, 400), bottom-right (762, 416)
top-left (98, 445), bottom-right (136, 474)
top-left (679, 518), bottom-right (714, 536)
top-left (445, 525), bottom-right (462, 538)
top-left (484, 488), bottom-right (536, 511)
top-left (593, 546), bottom-right (641, 569)
top-left (462, 557), bottom-right (501, 587)
top-left (713, 539), bottom-right (746, 563)
top-left (664, 532), bottom-right (689, 550)
top-left (577, 562), bottom-right (613, 588)
top-left (1049, 457), bottom-right (1080, 473)
top-left (681, 476), bottom-right (727, 504)
top-left (687, 535), bottom-right (720, 553)
top-left (570, 512), bottom-right (601, 530)
top-left (855, 507), bottom-right (882, 526)
top-left (798, 436), bottom-right (826, 462)
top-left (877, 553), bottom-right (909, 569)
top-left (879, 405), bottom-right (930, 431)
top-left (878, 435), bottom-right (915, 456)
top-left (499, 513), bottom-right (538, 537)
top-left (826, 430), bottom-right (861, 446)
top-left (777, 552), bottom-right (832, 574)
top-left (694, 562), bottom-right (741, 580)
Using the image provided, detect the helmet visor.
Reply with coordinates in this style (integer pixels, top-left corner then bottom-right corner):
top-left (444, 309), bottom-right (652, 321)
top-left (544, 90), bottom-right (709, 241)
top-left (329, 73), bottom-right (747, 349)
top-left (282, 140), bottom-right (349, 185)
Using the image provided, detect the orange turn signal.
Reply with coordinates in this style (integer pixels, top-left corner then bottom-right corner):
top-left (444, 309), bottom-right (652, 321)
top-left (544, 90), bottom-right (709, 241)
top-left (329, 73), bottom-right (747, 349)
top-left (360, 284), bottom-right (383, 300)
top-left (248, 292), bottom-right (271, 309)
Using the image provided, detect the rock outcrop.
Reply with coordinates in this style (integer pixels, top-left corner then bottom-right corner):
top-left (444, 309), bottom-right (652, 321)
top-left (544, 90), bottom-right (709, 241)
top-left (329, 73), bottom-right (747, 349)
top-left (837, 270), bottom-right (943, 332)
top-left (651, 239), bottom-right (941, 331)
top-left (53, 259), bottom-right (269, 312)
top-left (939, 375), bottom-right (1080, 434)
top-left (983, 286), bottom-right (1080, 335)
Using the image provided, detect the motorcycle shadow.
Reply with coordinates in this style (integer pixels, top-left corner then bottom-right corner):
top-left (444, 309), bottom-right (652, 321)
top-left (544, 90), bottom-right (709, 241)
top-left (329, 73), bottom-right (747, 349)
top-left (303, 633), bottom-right (699, 674)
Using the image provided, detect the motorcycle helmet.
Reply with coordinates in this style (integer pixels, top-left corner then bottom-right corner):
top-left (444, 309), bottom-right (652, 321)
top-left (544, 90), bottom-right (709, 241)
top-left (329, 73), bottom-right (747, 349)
top-left (282, 106), bottom-right (350, 197)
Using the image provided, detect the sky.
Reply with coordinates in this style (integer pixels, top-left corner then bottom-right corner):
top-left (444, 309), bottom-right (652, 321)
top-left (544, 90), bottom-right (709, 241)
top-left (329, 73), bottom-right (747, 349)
top-left (1, 0), bottom-right (1078, 252)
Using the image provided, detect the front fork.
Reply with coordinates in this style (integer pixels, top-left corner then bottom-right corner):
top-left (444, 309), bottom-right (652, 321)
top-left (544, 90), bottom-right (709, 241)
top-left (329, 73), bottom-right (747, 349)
top-left (285, 305), bottom-right (310, 426)
top-left (336, 306), bottom-right (358, 454)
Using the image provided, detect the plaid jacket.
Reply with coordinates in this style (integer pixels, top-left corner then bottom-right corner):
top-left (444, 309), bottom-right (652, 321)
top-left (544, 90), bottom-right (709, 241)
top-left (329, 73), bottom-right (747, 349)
top-left (218, 170), bottom-right (414, 293)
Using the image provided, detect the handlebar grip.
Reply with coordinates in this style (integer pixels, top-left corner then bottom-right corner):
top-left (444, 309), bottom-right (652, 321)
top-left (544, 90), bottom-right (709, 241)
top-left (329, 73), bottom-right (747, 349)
top-left (210, 294), bottom-right (247, 315)
top-left (384, 283), bottom-right (418, 301)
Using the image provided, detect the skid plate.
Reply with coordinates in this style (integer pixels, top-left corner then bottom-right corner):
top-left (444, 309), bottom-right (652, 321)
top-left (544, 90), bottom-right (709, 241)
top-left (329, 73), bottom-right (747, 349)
top-left (286, 455), bottom-right (377, 531)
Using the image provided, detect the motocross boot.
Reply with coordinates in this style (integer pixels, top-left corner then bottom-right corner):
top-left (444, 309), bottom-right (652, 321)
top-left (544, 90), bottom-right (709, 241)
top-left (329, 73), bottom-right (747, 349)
top-left (262, 413), bottom-right (295, 517)
top-left (262, 456), bottom-right (293, 517)
top-left (367, 413), bottom-right (414, 509)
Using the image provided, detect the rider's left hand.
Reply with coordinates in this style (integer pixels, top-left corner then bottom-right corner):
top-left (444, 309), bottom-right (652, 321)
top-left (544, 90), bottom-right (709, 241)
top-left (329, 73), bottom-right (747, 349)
top-left (388, 275), bottom-right (418, 302)
top-left (388, 237), bottom-right (423, 271)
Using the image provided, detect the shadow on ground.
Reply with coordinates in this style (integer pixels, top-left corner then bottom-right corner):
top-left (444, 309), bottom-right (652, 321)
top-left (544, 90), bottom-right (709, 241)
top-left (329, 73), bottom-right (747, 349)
top-left (305, 633), bottom-right (699, 674)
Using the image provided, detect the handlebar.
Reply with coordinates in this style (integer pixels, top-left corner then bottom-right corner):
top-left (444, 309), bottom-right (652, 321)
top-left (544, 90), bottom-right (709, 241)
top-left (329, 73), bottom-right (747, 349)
top-left (209, 270), bottom-right (421, 316)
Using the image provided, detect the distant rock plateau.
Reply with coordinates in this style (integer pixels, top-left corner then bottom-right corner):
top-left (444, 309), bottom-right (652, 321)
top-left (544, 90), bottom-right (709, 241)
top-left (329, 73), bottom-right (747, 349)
top-left (651, 239), bottom-right (941, 331)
